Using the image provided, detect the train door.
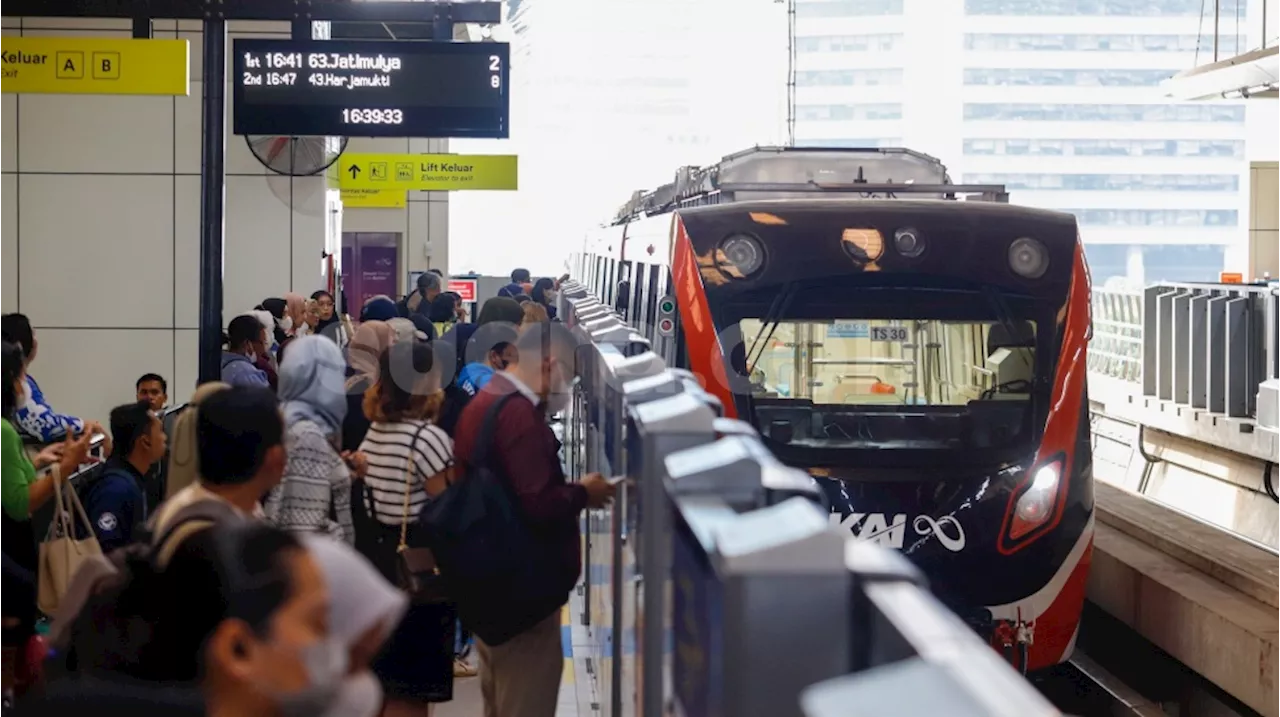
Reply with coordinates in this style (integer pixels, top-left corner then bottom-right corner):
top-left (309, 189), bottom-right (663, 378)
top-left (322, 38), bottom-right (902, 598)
top-left (630, 262), bottom-right (648, 329)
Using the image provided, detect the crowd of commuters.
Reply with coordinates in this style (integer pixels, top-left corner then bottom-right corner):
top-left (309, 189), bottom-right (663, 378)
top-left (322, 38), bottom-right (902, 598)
top-left (0, 266), bottom-right (610, 717)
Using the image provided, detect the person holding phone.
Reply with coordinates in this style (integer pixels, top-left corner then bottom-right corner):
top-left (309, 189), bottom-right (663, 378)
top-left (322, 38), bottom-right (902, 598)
top-left (2, 340), bottom-right (97, 697)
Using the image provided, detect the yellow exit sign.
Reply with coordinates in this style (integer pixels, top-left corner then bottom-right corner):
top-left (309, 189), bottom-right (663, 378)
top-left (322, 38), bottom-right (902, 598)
top-left (1, 37), bottom-right (190, 95)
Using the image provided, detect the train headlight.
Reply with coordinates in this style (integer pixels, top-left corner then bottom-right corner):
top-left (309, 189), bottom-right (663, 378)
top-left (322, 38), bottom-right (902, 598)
top-left (893, 227), bottom-right (926, 258)
top-left (1006, 457), bottom-right (1064, 543)
top-left (1008, 237), bottom-right (1049, 280)
top-left (718, 234), bottom-right (765, 277)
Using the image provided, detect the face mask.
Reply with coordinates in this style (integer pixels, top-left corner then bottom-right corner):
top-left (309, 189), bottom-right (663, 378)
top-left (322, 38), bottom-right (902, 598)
top-left (320, 671), bottom-right (383, 717)
top-left (546, 290), bottom-right (558, 304)
top-left (267, 637), bottom-right (350, 717)
top-left (280, 315), bottom-right (294, 333)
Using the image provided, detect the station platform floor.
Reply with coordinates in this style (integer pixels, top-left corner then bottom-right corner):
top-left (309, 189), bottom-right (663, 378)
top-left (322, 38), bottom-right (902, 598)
top-left (437, 596), bottom-right (597, 717)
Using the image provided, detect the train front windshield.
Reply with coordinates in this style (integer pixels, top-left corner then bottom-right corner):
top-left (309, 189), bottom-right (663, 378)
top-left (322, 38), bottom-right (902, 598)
top-left (720, 284), bottom-right (1054, 467)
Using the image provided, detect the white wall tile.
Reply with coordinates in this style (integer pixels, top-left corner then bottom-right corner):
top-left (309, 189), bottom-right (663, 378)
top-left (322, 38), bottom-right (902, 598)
top-left (172, 328), bottom-right (199, 405)
top-left (16, 19), bottom-right (132, 31)
top-left (408, 199), bottom-right (449, 274)
top-left (343, 207), bottom-right (409, 234)
top-left (346, 138), bottom-right (410, 155)
top-left (30, 328), bottom-right (175, 428)
top-left (1, 94), bottom-right (16, 173)
top-left (174, 176), bottom-right (201, 328)
top-left (288, 177), bottom-right (328, 294)
top-left (19, 175), bottom-right (174, 328)
top-left (224, 176), bottom-right (292, 316)
top-left (174, 82), bottom-right (205, 175)
top-left (2, 178), bottom-right (16, 312)
top-left (19, 93), bottom-right (175, 174)
top-left (181, 30), bottom-right (203, 78)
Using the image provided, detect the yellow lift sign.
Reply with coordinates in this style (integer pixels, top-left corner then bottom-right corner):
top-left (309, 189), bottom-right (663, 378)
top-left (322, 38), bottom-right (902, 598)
top-left (340, 189), bottom-right (407, 209)
top-left (1, 37), bottom-right (190, 96)
top-left (339, 153), bottom-right (518, 192)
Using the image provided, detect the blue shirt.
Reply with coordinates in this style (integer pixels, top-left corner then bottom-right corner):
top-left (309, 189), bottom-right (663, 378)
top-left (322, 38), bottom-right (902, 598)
top-left (81, 459), bottom-right (148, 554)
top-left (457, 362), bottom-right (497, 396)
top-left (15, 375), bottom-right (85, 443)
top-left (220, 352), bottom-right (270, 389)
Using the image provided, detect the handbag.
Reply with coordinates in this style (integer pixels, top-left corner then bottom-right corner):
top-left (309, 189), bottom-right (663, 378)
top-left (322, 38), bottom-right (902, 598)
top-left (394, 422), bottom-right (450, 605)
top-left (37, 465), bottom-right (103, 615)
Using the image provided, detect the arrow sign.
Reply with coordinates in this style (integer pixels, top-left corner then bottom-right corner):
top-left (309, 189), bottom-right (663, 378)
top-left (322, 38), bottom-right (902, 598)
top-left (348, 165), bottom-right (361, 179)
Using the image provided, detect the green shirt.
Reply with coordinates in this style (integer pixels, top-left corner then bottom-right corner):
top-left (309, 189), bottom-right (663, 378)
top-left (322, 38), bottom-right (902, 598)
top-left (2, 419), bottom-right (37, 521)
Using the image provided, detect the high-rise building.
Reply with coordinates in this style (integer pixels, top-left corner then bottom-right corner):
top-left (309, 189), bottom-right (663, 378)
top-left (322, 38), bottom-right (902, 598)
top-left (450, 0), bottom-right (788, 275)
top-left (792, 0), bottom-right (1251, 285)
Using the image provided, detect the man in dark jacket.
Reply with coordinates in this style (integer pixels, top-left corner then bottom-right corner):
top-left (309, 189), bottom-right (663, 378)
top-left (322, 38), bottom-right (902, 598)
top-left (496, 268), bottom-right (531, 299)
top-left (453, 322), bottom-right (613, 717)
top-left (398, 271), bottom-right (442, 318)
top-left (82, 402), bottom-right (167, 554)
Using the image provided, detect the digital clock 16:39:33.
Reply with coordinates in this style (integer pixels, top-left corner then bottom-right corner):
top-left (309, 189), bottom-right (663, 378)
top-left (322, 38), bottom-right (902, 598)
top-left (342, 108), bottom-right (405, 124)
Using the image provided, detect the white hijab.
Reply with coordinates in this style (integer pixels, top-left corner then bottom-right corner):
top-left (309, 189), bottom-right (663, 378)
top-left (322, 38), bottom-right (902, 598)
top-left (300, 535), bottom-right (408, 717)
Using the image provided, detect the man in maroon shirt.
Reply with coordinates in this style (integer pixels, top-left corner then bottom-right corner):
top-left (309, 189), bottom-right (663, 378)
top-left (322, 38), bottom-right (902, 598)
top-left (453, 322), bottom-right (614, 717)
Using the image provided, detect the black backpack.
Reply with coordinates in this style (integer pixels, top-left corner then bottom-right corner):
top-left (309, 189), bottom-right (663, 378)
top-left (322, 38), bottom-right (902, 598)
top-left (420, 394), bottom-right (569, 646)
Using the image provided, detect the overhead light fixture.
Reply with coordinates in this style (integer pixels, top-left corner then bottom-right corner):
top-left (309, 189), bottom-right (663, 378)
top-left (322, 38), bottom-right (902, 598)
top-left (1161, 45), bottom-right (1279, 101)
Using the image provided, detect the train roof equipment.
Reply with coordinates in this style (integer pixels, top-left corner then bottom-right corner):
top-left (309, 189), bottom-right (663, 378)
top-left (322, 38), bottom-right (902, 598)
top-left (611, 146), bottom-right (1010, 225)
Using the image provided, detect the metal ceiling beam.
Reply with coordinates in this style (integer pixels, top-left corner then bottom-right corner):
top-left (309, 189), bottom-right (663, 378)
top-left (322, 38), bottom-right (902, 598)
top-left (1, 0), bottom-right (502, 24)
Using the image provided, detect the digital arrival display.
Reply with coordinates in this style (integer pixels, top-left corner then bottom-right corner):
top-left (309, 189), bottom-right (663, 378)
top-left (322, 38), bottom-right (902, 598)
top-left (232, 39), bottom-right (510, 139)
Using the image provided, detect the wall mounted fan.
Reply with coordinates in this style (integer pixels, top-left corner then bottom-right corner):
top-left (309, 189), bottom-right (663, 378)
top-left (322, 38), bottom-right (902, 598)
top-left (246, 135), bottom-right (348, 176)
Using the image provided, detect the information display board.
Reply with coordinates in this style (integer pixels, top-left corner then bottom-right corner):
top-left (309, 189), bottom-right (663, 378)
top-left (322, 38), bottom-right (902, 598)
top-left (232, 39), bottom-right (509, 138)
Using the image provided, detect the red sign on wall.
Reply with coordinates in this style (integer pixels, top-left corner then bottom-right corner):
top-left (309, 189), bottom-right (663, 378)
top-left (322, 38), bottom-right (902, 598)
top-left (448, 279), bottom-right (478, 302)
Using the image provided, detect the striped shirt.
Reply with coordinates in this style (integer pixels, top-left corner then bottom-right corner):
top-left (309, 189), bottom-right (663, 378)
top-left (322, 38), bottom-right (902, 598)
top-left (358, 420), bottom-right (453, 526)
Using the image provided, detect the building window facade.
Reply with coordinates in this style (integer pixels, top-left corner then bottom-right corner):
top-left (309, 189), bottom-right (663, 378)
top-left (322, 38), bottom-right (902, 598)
top-left (797, 69), bottom-right (905, 86)
top-left (795, 138), bottom-right (905, 148)
top-left (963, 173), bottom-right (1239, 192)
top-left (964, 32), bottom-right (1244, 54)
top-left (963, 103), bottom-right (1245, 122)
top-left (964, 0), bottom-right (1245, 16)
top-left (963, 138), bottom-right (1245, 158)
top-left (796, 0), bottom-right (904, 17)
top-left (796, 33), bottom-right (904, 53)
top-left (796, 103), bottom-right (904, 121)
top-left (963, 68), bottom-right (1178, 87)
top-left (1066, 209), bottom-right (1238, 226)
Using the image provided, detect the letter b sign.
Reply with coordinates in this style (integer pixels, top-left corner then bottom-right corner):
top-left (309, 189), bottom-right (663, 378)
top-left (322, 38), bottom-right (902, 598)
top-left (92, 52), bottom-right (120, 80)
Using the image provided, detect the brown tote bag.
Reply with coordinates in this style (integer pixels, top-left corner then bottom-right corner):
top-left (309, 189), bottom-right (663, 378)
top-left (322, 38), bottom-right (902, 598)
top-left (38, 465), bottom-right (103, 615)
top-left (395, 422), bottom-right (450, 605)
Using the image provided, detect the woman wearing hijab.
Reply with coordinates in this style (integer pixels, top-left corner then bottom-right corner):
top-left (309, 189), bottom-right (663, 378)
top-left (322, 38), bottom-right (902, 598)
top-left (360, 296), bottom-right (399, 323)
top-left (264, 336), bottom-right (359, 545)
top-left (298, 534), bottom-right (408, 717)
top-left (162, 381), bottom-right (231, 501)
top-left (343, 321), bottom-right (395, 452)
top-left (310, 290), bottom-right (350, 349)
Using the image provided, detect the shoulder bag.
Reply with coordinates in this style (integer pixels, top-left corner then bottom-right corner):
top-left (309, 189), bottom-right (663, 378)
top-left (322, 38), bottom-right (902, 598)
top-left (395, 421), bottom-right (451, 605)
top-left (38, 465), bottom-right (103, 615)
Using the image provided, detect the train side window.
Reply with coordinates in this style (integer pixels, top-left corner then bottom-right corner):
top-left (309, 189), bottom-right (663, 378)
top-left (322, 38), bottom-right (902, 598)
top-left (594, 256), bottom-right (605, 298)
top-left (605, 259), bottom-right (616, 306)
top-left (630, 263), bottom-right (647, 327)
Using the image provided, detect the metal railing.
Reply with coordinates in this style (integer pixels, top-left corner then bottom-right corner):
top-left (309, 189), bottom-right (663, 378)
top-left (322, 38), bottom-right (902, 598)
top-left (1088, 288), bottom-right (1144, 384)
top-left (557, 283), bottom-right (1059, 717)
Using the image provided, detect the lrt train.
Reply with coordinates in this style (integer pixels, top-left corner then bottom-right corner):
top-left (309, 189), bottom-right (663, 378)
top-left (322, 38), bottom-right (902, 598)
top-left (571, 146), bottom-right (1094, 673)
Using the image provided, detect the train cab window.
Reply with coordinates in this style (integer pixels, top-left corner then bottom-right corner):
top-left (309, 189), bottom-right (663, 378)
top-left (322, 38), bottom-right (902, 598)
top-left (738, 317), bottom-right (1039, 458)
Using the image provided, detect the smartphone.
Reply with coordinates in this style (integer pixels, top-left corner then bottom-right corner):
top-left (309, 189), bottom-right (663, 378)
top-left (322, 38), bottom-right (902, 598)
top-left (87, 432), bottom-right (107, 462)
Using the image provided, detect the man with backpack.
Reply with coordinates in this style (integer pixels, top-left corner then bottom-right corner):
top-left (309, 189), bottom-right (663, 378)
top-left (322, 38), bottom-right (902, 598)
top-left (81, 402), bottom-right (168, 554)
top-left (398, 271), bottom-right (442, 318)
top-left (148, 386), bottom-right (285, 565)
top-left (450, 322), bottom-right (614, 717)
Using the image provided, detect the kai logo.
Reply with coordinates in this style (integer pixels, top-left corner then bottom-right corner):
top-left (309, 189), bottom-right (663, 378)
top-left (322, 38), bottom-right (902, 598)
top-left (830, 512), bottom-right (967, 552)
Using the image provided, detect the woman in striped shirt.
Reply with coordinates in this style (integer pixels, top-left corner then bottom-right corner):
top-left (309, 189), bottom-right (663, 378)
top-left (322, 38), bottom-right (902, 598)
top-left (357, 339), bottom-right (458, 709)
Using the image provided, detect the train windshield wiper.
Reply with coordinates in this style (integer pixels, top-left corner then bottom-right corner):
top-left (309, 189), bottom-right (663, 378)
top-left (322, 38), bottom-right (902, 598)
top-left (745, 281), bottom-right (799, 372)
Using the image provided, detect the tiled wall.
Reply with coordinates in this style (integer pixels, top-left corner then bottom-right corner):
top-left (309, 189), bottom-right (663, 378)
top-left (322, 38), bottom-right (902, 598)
top-left (0, 17), bottom-right (398, 424)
